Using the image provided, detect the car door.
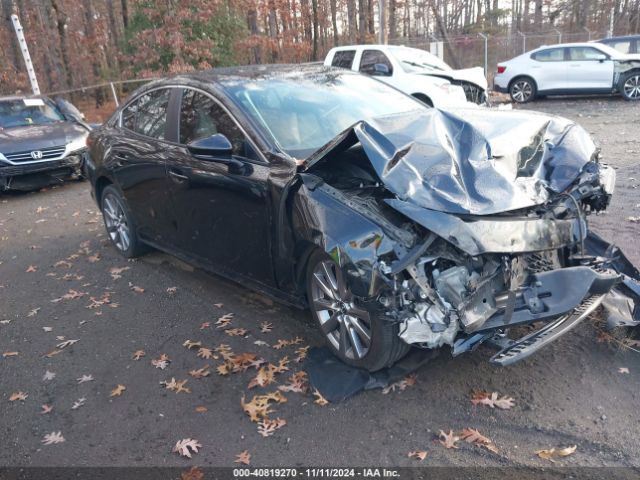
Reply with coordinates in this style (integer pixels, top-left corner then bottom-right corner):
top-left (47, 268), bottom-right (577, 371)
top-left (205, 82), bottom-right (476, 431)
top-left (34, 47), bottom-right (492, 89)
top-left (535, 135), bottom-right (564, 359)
top-left (529, 47), bottom-right (567, 90)
top-left (566, 46), bottom-right (614, 89)
top-left (109, 87), bottom-right (176, 245)
top-left (163, 87), bottom-right (275, 287)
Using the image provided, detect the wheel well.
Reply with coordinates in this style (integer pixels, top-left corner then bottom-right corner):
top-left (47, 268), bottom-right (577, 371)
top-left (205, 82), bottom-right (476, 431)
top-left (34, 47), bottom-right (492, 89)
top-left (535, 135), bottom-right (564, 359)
top-left (94, 176), bottom-right (113, 205)
top-left (508, 75), bottom-right (537, 91)
top-left (411, 93), bottom-right (433, 107)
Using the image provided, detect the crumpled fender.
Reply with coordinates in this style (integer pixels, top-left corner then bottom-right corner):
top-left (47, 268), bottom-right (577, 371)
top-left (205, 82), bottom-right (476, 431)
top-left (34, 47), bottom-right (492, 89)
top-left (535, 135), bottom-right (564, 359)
top-left (291, 174), bottom-right (405, 298)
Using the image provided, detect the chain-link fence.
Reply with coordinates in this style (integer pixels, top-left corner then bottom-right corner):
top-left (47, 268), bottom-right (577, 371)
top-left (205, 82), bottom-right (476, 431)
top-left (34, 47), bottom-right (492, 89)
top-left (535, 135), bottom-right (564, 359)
top-left (391, 30), bottom-right (609, 83)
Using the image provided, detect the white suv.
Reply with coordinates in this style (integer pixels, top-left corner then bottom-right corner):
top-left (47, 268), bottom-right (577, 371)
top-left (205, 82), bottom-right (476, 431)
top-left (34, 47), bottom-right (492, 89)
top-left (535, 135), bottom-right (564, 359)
top-left (494, 42), bottom-right (640, 102)
top-left (324, 45), bottom-right (488, 108)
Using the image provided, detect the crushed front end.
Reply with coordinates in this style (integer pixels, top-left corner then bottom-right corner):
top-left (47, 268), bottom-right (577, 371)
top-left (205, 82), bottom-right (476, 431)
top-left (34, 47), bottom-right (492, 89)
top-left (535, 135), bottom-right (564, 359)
top-left (301, 107), bottom-right (640, 366)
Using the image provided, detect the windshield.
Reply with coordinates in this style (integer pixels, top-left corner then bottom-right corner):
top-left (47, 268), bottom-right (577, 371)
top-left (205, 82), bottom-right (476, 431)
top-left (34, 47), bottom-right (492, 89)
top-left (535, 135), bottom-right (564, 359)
top-left (0, 98), bottom-right (65, 129)
top-left (225, 71), bottom-right (423, 157)
top-left (389, 46), bottom-right (452, 74)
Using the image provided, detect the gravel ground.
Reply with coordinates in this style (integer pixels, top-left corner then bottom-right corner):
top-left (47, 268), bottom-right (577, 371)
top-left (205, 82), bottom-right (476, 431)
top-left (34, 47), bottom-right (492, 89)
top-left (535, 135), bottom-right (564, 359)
top-left (0, 96), bottom-right (639, 472)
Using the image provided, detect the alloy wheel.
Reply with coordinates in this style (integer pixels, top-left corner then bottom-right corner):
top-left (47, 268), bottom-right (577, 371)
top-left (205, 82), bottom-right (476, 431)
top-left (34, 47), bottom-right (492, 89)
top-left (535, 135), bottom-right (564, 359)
top-left (623, 75), bottom-right (640, 100)
top-left (310, 260), bottom-right (372, 360)
top-left (103, 193), bottom-right (131, 252)
top-left (511, 80), bottom-right (533, 102)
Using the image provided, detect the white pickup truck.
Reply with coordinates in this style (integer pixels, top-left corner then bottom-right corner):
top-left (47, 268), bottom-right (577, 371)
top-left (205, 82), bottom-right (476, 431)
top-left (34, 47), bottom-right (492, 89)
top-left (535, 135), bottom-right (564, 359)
top-left (324, 44), bottom-right (488, 108)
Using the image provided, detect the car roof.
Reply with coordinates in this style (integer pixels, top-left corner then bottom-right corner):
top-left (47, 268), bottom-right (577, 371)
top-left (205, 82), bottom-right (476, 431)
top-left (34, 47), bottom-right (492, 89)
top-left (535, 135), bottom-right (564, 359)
top-left (533, 42), bottom-right (607, 51)
top-left (145, 63), bottom-right (346, 90)
top-left (597, 35), bottom-right (640, 41)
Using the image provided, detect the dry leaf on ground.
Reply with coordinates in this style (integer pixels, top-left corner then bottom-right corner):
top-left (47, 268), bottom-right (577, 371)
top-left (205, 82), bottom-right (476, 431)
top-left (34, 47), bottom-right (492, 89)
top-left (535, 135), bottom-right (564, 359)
top-left (9, 391), bottom-right (28, 402)
top-left (189, 365), bottom-right (211, 379)
top-left (226, 328), bottom-right (248, 337)
top-left (235, 450), bottom-right (251, 465)
top-left (382, 374), bottom-right (417, 394)
top-left (77, 374), bottom-right (94, 384)
top-left (173, 438), bottom-right (202, 458)
top-left (459, 428), bottom-right (499, 453)
top-left (439, 430), bottom-right (459, 449)
top-left (408, 451), bottom-right (428, 461)
top-left (260, 322), bottom-right (273, 333)
top-left (535, 445), bottom-right (577, 463)
top-left (132, 350), bottom-right (145, 360)
top-left (40, 404), bottom-right (53, 414)
top-left (278, 371), bottom-right (308, 393)
top-left (42, 432), bottom-right (65, 445)
top-left (183, 340), bottom-right (202, 350)
top-left (618, 367), bottom-right (630, 374)
top-left (180, 466), bottom-right (204, 480)
top-left (257, 418), bottom-right (287, 437)
top-left (110, 384), bottom-right (126, 397)
top-left (2, 351), bottom-right (18, 358)
top-left (471, 390), bottom-right (515, 410)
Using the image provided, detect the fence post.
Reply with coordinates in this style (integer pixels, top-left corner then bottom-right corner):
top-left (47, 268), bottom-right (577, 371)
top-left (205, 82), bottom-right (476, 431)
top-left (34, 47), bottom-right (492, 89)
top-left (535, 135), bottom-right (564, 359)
top-left (109, 82), bottom-right (119, 107)
top-left (583, 26), bottom-right (592, 41)
top-left (553, 28), bottom-right (562, 43)
top-left (10, 14), bottom-right (40, 95)
top-left (517, 31), bottom-right (526, 54)
top-left (478, 33), bottom-right (488, 77)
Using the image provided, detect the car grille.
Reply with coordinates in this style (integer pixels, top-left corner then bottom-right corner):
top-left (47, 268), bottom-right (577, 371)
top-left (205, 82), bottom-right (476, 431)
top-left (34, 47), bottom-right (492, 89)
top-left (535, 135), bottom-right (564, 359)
top-left (3, 145), bottom-right (66, 163)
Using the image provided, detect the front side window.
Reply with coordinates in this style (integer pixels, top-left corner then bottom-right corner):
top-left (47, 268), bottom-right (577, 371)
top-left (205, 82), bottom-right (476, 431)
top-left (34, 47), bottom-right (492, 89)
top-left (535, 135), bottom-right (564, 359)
top-left (179, 89), bottom-right (245, 155)
top-left (359, 50), bottom-right (393, 75)
top-left (532, 48), bottom-right (565, 62)
top-left (567, 47), bottom-right (606, 61)
top-left (331, 50), bottom-right (356, 69)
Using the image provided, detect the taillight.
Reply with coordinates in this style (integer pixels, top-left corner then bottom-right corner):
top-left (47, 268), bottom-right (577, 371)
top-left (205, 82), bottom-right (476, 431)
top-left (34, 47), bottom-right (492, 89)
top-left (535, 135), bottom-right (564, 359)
top-left (497, 65), bottom-right (507, 74)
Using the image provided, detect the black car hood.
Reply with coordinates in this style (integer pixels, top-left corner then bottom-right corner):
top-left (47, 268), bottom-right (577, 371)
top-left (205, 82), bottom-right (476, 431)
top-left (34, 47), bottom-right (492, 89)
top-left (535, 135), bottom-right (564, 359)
top-left (0, 122), bottom-right (88, 154)
top-left (304, 108), bottom-right (597, 215)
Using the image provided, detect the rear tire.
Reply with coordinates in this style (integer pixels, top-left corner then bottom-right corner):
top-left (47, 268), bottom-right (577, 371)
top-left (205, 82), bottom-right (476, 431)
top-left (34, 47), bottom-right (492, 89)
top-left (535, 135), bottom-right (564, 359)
top-left (305, 251), bottom-right (410, 372)
top-left (100, 185), bottom-right (147, 258)
top-left (620, 72), bottom-right (640, 101)
top-left (509, 77), bottom-right (536, 103)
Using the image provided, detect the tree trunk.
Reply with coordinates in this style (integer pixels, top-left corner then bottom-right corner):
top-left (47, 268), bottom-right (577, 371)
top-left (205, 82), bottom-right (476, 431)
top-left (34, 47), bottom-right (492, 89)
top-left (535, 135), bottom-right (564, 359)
top-left (347, 0), bottom-right (357, 43)
top-left (330, 0), bottom-right (338, 45)
top-left (358, 0), bottom-right (366, 42)
top-left (312, 0), bottom-right (319, 60)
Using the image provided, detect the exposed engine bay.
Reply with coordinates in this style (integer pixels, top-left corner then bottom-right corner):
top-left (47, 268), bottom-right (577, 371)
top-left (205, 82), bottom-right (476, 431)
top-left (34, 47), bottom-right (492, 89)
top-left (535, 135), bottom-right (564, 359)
top-left (300, 107), bottom-right (638, 365)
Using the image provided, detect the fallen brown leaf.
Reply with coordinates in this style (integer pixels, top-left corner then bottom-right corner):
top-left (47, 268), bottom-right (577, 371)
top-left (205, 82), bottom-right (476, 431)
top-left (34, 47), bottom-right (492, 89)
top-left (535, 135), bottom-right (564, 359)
top-left (260, 322), bottom-right (273, 333)
top-left (535, 445), bottom-right (577, 463)
top-left (197, 347), bottom-right (214, 359)
top-left (278, 371), bottom-right (308, 393)
top-left (257, 418), bottom-right (287, 437)
top-left (439, 430), bottom-right (459, 449)
top-left (173, 438), bottom-right (202, 458)
top-left (2, 351), bottom-right (18, 358)
top-left (408, 451), bottom-right (428, 461)
top-left (40, 404), bottom-right (53, 414)
top-left (42, 431), bottom-right (65, 445)
top-left (226, 328), bottom-right (248, 337)
top-left (459, 428), bottom-right (499, 453)
top-left (183, 340), bottom-right (202, 350)
top-left (26, 265), bottom-right (37, 273)
top-left (235, 450), bottom-right (251, 465)
top-left (132, 350), bottom-right (145, 360)
top-left (180, 466), bottom-right (204, 480)
top-left (195, 406), bottom-right (208, 413)
top-left (189, 365), bottom-right (211, 379)
top-left (471, 390), bottom-right (515, 410)
top-left (9, 391), bottom-right (28, 402)
top-left (110, 384), bottom-right (126, 397)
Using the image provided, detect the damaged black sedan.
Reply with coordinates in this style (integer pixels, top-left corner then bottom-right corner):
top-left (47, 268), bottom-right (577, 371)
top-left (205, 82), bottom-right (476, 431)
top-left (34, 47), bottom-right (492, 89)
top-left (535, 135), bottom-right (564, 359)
top-left (86, 65), bottom-right (640, 371)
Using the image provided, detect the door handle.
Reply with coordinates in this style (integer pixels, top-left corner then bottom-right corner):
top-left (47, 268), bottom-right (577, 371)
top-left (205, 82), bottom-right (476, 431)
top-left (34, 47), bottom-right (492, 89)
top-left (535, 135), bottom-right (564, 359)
top-left (169, 168), bottom-right (189, 183)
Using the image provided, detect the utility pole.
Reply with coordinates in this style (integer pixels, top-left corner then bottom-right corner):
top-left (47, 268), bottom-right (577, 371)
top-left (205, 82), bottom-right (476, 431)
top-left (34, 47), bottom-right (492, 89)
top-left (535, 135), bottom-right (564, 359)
top-left (607, 6), bottom-right (614, 38)
top-left (11, 14), bottom-right (40, 95)
top-left (478, 33), bottom-right (488, 77)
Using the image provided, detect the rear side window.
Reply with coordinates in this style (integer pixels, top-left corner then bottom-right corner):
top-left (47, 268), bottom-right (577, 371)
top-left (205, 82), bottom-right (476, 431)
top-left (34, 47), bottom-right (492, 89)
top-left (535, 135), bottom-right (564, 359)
top-left (121, 88), bottom-right (171, 139)
top-left (359, 50), bottom-right (393, 75)
top-left (331, 50), bottom-right (356, 69)
top-left (531, 48), bottom-right (564, 62)
top-left (567, 47), bottom-right (607, 61)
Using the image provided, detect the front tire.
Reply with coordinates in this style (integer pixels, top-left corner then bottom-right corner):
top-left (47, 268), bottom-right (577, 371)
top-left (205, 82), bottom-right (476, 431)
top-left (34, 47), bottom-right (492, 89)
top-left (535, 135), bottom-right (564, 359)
top-left (509, 77), bottom-right (536, 103)
top-left (100, 185), bottom-right (147, 258)
top-left (620, 72), bottom-right (640, 101)
top-left (305, 251), bottom-right (410, 371)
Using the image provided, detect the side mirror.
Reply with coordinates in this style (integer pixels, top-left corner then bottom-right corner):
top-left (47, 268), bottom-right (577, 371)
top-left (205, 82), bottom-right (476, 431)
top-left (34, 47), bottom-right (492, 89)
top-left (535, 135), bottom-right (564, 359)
top-left (187, 133), bottom-right (233, 159)
top-left (595, 54), bottom-right (607, 62)
top-left (54, 97), bottom-right (85, 123)
top-left (372, 63), bottom-right (391, 76)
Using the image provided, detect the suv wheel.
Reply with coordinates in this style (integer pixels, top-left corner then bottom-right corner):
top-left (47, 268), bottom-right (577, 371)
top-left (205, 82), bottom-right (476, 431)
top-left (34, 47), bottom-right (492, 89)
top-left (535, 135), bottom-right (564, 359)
top-left (306, 251), bottom-right (410, 372)
top-left (621, 72), bottom-right (640, 101)
top-left (510, 78), bottom-right (536, 103)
